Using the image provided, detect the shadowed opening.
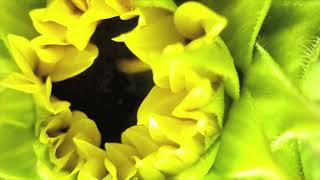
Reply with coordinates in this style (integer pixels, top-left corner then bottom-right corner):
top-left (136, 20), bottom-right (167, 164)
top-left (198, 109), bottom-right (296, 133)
top-left (52, 17), bottom-right (154, 144)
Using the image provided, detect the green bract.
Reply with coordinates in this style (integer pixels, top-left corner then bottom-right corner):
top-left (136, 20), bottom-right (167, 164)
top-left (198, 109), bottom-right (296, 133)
top-left (206, 45), bottom-right (320, 179)
top-left (0, 2), bottom-right (45, 179)
top-left (201, 0), bottom-right (320, 179)
top-left (0, 37), bottom-right (39, 180)
top-left (202, 0), bottom-right (272, 71)
top-left (0, 0), bottom-right (46, 39)
top-left (259, 0), bottom-right (320, 103)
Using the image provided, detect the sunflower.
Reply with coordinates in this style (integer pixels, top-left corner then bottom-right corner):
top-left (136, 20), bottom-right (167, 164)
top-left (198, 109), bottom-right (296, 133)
top-left (1, 0), bottom-right (320, 180)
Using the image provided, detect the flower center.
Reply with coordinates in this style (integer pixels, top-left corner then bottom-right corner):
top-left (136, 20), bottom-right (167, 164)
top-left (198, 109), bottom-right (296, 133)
top-left (52, 17), bottom-right (154, 143)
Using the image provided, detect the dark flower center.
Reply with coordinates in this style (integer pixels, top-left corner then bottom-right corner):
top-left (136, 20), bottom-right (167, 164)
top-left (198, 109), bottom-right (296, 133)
top-left (52, 17), bottom-right (154, 144)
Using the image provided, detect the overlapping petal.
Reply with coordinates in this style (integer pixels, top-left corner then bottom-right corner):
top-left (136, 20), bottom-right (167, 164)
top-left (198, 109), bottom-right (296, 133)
top-left (134, 70), bottom-right (223, 177)
top-left (38, 108), bottom-right (102, 177)
top-left (31, 35), bottom-right (98, 82)
top-left (115, 1), bottom-right (227, 66)
top-left (1, 34), bottom-right (97, 113)
top-left (2, 0), bottom-right (319, 179)
top-left (30, 0), bottom-right (121, 50)
top-left (101, 2), bottom-right (239, 179)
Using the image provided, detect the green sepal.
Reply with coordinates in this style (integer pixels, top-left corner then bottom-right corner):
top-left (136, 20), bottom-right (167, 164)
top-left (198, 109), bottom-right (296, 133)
top-left (301, 61), bottom-right (320, 102)
top-left (259, 0), bottom-right (320, 100)
top-left (205, 45), bottom-right (320, 179)
top-left (0, 88), bottom-right (41, 180)
top-left (201, 0), bottom-right (271, 71)
top-left (0, 0), bottom-right (46, 39)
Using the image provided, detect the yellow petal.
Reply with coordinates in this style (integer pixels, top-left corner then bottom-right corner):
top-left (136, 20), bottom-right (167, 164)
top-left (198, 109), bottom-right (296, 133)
top-left (65, 22), bottom-right (98, 50)
top-left (30, 9), bottom-right (67, 38)
top-left (75, 139), bottom-right (108, 180)
top-left (51, 97), bottom-right (71, 114)
top-left (174, 1), bottom-right (227, 40)
top-left (152, 145), bottom-right (188, 174)
top-left (41, 109), bottom-right (72, 142)
top-left (40, 108), bottom-right (102, 175)
top-left (138, 86), bottom-right (186, 125)
top-left (125, 8), bottom-right (171, 27)
top-left (148, 113), bottom-right (198, 145)
top-left (41, 0), bottom-right (90, 50)
top-left (78, 158), bottom-right (107, 180)
top-left (50, 43), bottom-right (98, 82)
top-left (107, 0), bottom-right (131, 14)
top-left (1, 73), bottom-right (41, 93)
top-left (177, 79), bottom-right (213, 111)
top-left (37, 0), bottom-right (122, 50)
top-left (121, 125), bottom-right (159, 157)
top-left (31, 35), bottom-right (68, 63)
top-left (7, 34), bottom-right (38, 78)
top-left (35, 77), bottom-right (70, 114)
top-left (81, 0), bottom-right (120, 22)
top-left (104, 158), bottom-right (117, 180)
top-left (133, 155), bottom-right (165, 180)
top-left (45, 0), bottom-right (80, 27)
top-left (167, 61), bottom-right (187, 93)
top-left (119, 14), bottom-right (184, 64)
top-left (72, 0), bottom-right (89, 11)
top-left (116, 58), bottom-right (150, 74)
top-left (33, 77), bottom-right (54, 113)
top-left (74, 138), bottom-right (106, 159)
top-left (105, 143), bottom-right (138, 180)
top-left (68, 113), bottom-right (101, 146)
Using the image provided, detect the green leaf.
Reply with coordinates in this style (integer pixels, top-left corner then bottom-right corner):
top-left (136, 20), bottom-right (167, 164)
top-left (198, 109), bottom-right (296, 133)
top-left (298, 131), bottom-right (320, 180)
top-left (259, 0), bottom-right (320, 90)
top-left (0, 0), bottom-right (46, 39)
top-left (0, 89), bottom-right (41, 180)
top-left (205, 45), bottom-right (320, 179)
top-left (301, 61), bottom-right (320, 102)
top-left (0, 35), bottom-right (40, 180)
top-left (133, 0), bottom-right (177, 12)
top-left (201, 0), bottom-right (271, 71)
top-left (0, 39), bottom-right (19, 85)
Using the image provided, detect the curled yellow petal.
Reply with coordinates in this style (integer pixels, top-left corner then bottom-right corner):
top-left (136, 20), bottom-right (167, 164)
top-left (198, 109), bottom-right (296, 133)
top-left (75, 139), bottom-right (108, 180)
top-left (71, 0), bottom-right (89, 11)
top-left (121, 125), bottom-right (159, 157)
top-left (114, 10), bottom-right (184, 64)
top-left (47, 43), bottom-right (98, 82)
top-left (107, 0), bottom-right (132, 14)
top-left (174, 1), bottom-right (227, 40)
top-left (135, 68), bottom-right (223, 175)
top-left (116, 1), bottom-right (227, 68)
top-left (30, 9), bottom-right (67, 40)
top-left (105, 143), bottom-right (138, 180)
top-left (133, 155), bottom-right (165, 180)
top-left (1, 1), bottom-right (232, 179)
top-left (30, 35), bottom-right (99, 82)
top-left (40, 108), bottom-right (101, 175)
top-left (31, 35), bottom-right (68, 63)
top-left (31, 0), bottom-right (123, 50)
